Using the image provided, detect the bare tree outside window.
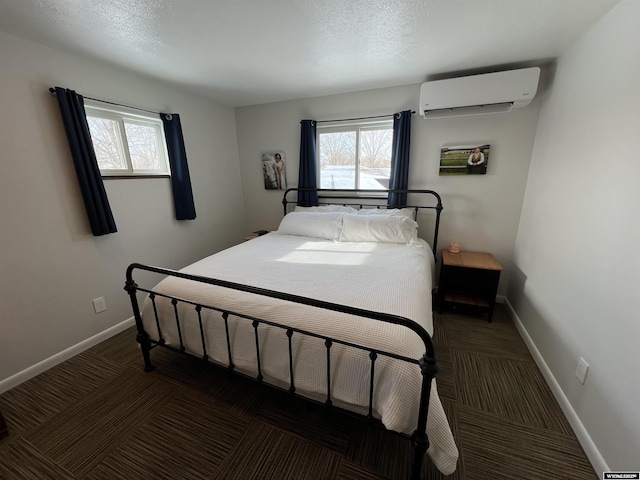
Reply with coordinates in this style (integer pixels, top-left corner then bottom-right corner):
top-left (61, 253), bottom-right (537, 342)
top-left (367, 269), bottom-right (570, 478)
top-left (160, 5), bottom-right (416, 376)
top-left (318, 123), bottom-right (392, 189)
top-left (319, 131), bottom-right (355, 167)
top-left (360, 128), bottom-right (392, 168)
top-left (124, 122), bottom-right (161, 170)
top-left (85, 104), bottom-right (169, 177)
top-left (88, 117), bottom-right (126, 170)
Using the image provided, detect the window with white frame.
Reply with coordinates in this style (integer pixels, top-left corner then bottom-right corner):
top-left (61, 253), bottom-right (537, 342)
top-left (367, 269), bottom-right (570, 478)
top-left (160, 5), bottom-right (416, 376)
top-left (84, 102), bottom-right (170, 177)
top-left (317, 120), bottom-right (393, 190)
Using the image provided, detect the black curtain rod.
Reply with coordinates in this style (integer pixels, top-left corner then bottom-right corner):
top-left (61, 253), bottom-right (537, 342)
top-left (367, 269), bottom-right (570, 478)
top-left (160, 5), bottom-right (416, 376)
top-left (48, 87), bottom-right (161, 115)
top-left (314, 110), bottom-right (415, 124)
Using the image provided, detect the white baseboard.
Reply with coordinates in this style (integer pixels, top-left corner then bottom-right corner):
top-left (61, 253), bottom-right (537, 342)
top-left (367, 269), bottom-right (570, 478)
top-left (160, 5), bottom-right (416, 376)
top-left (503, 298), bottom-right (609, 477)
top-left (0, 317), bottom-right (135, 395)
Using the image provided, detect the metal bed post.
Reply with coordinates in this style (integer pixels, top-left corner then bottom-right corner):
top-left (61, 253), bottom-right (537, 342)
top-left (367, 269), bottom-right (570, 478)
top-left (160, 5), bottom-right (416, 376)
top-left (125, 267), bottom-right (154, 372)
top-left (411, 352), bottom-right (440, 479)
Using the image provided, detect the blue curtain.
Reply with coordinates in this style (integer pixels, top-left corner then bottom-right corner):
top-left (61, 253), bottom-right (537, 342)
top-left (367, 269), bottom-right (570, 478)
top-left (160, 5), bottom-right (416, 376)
top-left (161, 113), bottom-right (196, 220)
top-left (388, 110), bottom-right (412, 207)
top-left (297, 120), bottom-right (319, 206)
top-left (54, 87), bottom-right (117, 236)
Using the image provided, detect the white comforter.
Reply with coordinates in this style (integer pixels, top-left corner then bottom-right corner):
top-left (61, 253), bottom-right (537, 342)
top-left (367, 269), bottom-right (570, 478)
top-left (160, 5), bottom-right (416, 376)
top-left (140, 233), bottom-right (458, 474)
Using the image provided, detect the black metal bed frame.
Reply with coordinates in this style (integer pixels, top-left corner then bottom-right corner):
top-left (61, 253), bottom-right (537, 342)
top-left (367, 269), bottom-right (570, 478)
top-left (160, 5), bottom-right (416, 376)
top-left (125, 188), bottom-right (444, 479)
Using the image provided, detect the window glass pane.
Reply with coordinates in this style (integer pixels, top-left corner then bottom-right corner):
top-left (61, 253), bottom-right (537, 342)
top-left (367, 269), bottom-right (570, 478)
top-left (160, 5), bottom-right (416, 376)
top-left (319, 131), bottom-right (356, 189)
top-left (87, 116), bottom-right (126, 170)
top-left (124, 121), bottom-right (162, 170)
top-left (85, 103), bottom-right (170, 177)
top-left (359, 128), bottom-right (392, 189)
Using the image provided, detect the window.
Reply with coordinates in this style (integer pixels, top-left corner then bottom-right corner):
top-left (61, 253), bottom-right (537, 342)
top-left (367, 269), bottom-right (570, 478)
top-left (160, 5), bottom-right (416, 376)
top-left (317, 120), bottom-right (393, 190)
top-left (84, 102), bottom-right (170, 177)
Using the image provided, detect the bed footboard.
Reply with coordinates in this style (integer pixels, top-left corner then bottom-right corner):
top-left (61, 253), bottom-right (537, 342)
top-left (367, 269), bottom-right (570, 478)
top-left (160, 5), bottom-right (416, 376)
top-left (125, 263), bottom-right (440, 479)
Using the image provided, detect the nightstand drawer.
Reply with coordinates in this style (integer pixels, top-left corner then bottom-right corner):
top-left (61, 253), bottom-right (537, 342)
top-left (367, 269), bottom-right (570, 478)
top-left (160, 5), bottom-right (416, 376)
top-left (443, 265), bottom-right (500, 290)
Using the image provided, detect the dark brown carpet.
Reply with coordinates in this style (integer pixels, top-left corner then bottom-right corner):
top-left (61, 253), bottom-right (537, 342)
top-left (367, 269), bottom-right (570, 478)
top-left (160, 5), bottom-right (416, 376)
top-left (0, 304), bottom-right (597, 479)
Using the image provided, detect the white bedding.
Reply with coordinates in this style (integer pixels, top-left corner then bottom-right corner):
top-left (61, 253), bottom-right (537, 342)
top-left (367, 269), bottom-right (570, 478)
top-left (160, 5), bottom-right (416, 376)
top-left (140, 233), bottom-right (458, 475)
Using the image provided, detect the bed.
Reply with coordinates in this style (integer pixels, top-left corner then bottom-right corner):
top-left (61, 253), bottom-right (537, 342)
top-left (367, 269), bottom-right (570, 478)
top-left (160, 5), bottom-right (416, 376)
top-left (125, 188), bottom-right (458, 478)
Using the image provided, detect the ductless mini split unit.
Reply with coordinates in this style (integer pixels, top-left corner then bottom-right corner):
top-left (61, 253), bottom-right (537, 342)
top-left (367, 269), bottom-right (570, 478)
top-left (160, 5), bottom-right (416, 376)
top-left (419, 67), bottom-right (540, 118)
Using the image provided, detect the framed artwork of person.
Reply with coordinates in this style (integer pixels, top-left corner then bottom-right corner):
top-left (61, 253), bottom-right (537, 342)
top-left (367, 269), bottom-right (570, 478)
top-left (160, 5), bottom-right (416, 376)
top-left (439, 144), bottom-right (490, 175)
top-left (262, 151), bottom-right (287, 190)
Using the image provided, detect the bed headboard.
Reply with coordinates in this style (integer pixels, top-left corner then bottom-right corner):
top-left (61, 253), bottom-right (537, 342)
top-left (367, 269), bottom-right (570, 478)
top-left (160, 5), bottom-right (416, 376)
top-left (282, 188), bottom-right (443, 256)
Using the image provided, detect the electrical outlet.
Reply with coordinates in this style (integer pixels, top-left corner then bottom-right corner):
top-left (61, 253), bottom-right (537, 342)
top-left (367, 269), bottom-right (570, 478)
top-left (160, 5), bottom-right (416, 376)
top-left (575, 357), bottom-right (589, 384)
top-left (92, 297), bottom-right (106, 314)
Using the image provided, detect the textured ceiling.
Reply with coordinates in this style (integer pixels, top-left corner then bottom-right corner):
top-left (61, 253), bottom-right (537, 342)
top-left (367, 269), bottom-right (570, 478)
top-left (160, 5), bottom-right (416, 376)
top-left (0, 0), bottom-right (621, 107)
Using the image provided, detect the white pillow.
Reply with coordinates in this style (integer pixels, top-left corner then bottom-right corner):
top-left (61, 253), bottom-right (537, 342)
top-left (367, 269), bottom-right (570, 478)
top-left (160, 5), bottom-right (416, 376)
top-left (339, 214), bottom-right (418, 244)
top-left (294, 205), bottom-right (357, 213)
top-left (356, 207), bottom-right (415, 219)
top-left (276, 211), bottom-right (345, 240)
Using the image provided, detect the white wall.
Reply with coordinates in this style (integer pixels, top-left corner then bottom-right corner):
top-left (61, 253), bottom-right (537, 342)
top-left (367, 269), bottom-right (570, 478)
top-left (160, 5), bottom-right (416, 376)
top-left (0, 31), bottom-right (245, 385)
top-left (235, 83), bottom-right (542, 294)
top-left (509, 0), bottom-right (640, 472)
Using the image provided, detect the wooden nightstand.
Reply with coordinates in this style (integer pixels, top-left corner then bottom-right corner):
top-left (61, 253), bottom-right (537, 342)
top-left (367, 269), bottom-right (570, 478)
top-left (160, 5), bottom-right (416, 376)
top-left (437, 250), bottom-right (503, 322)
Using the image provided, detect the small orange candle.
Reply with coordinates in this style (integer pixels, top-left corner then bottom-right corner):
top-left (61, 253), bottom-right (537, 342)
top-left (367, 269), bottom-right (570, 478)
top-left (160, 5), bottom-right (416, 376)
top-left (449, 242), bottom-right (460, 253)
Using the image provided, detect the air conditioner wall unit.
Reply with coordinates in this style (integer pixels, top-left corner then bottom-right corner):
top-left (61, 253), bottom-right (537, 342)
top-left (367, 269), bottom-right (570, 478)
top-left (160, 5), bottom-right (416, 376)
top-left (419, 67), bottom-right (540, 118)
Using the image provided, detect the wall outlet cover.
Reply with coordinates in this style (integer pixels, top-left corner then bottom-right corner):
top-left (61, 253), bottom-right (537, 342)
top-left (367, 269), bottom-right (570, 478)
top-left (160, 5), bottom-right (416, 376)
top-left (92, 297), bottom-right (106, 314)
top-left (575, 357), bottom-right (589, 384)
